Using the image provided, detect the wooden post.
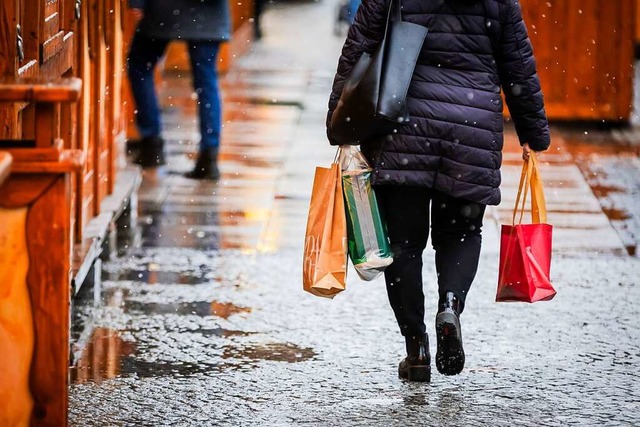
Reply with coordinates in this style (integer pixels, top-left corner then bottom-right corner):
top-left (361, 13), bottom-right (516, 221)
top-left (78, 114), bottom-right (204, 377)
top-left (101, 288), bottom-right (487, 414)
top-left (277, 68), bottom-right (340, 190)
top-left (0, 159), bottom-right (83, 427)
top-left (0, 78), bottom-right (83, 427)
top-left (0, 201), bottom-right (33, 427)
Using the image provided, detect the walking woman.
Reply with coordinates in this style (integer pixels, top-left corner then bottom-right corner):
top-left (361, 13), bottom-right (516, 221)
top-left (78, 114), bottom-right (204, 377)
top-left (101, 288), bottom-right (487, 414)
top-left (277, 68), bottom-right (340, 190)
top-left (327, 0), bottom-right (550, 381)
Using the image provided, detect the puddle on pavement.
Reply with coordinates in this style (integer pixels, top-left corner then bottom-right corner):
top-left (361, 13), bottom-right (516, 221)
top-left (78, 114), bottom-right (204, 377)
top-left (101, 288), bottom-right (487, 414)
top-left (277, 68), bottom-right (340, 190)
top-left (120, 359), bottom-right (220, 378)
top-left (140, 221), bottom-right (221, 250)
top-left (112, 270), bottom-right (207, 285)
top-left (71, 328), bottom-right (136, 384)
top-left (199, 328), bottom-right (256, 338)
top-left (115, 341), bottom-right (316, 379)
top-left (222, 343), bottom-right (317, 364)
top-left (71, 327), bottom-right (314, 383)
top-left (124, 300), bottom-right (252, 319)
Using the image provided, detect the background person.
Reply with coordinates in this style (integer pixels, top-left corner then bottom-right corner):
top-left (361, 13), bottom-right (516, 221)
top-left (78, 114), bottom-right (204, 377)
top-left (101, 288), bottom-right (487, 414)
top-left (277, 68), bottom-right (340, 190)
top-left (127, 0), bottom-right (231, 179)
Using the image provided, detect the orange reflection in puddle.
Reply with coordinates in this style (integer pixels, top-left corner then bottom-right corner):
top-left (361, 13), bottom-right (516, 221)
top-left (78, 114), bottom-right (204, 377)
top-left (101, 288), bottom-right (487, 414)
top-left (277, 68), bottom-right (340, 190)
top-left (71, 328), bottom-right (135, 384)
top-left (210, 301), bottom-right (252, 319)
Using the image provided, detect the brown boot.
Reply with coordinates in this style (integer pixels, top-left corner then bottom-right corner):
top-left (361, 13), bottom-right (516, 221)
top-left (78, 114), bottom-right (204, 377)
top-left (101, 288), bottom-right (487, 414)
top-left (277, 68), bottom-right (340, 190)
top-left (398, 334), bottom-right (431, 382)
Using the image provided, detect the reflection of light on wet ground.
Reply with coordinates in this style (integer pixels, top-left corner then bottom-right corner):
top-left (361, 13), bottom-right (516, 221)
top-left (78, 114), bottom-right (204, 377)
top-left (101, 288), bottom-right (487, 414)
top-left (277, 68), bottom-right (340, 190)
top-left (123, 300), bottom-right (251, 318)
top-left (210, 301), bottom-right (252, 319)
top-left (79, 340), bottom-right (316, 381)
top-left (71, 328), bottom-right (135, 385)
top-left (127, 72), bottom-right (303, 253)
top-left (71, 325), bottom-right (313, 381)
top-left (559, 131), bottom-right (640, 256)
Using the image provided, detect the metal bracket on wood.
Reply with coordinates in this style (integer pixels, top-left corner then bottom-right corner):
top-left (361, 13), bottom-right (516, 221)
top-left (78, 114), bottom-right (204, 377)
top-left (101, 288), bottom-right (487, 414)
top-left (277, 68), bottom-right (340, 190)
top-left (16, 25), bottom-right (24, 62)
top-left (75, 0), bottom-right (82, 20)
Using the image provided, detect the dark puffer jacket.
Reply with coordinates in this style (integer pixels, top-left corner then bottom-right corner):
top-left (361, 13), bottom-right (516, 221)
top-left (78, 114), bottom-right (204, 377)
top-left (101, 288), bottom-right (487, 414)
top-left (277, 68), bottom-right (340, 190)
top-left (129, 0), bottom-right (231, 41)
top-left (327, 0), bottom-right (550, 205)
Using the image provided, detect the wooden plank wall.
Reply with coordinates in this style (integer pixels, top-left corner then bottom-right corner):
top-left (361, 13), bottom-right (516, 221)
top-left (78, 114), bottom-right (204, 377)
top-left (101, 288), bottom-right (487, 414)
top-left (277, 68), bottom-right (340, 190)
top-left (0, 0), bottom-right (130, 425)
top-left (521, 0), bottom-right (635, 121)
top-left (0, 0), bottom-right (257, 421)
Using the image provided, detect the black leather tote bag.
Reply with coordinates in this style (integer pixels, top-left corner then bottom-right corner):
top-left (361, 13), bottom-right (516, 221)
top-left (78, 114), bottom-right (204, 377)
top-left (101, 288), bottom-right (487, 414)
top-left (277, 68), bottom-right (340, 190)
top-left (329, 0), bottom-right (428, 146)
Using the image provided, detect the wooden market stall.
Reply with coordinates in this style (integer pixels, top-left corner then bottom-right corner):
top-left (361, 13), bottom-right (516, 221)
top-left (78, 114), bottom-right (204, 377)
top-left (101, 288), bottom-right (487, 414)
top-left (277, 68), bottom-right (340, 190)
top-left (0, 0), bottom-right (129, 424)
top-left (521, 0), bottom-right (636, 122)
top-left (0, 0), bottom-right (254, 426)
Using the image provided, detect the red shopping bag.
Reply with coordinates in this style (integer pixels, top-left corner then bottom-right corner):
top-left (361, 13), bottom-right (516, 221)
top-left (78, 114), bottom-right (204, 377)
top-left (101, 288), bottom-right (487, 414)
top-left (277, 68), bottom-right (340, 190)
top-left (497, 154), bottom-right (556, 302)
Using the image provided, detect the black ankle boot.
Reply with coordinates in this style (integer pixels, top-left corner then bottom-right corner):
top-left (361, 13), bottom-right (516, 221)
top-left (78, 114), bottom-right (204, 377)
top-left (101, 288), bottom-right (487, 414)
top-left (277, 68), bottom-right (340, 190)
top-left (134, 136), bottom-right (166, 167)
top-left (398, 334), bottom-right (431, 382)
top-left (435, 292), bottom-right (465, 376)
top-left (184, 147), bottom-right (220, 180)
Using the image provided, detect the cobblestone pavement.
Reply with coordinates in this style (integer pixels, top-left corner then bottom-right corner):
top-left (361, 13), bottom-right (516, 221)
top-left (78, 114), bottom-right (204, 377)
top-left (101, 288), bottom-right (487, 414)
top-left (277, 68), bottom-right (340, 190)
top-left (70, 250), bottom-right (639, 426)
top-left (69, 0), bottom-right (640, 425)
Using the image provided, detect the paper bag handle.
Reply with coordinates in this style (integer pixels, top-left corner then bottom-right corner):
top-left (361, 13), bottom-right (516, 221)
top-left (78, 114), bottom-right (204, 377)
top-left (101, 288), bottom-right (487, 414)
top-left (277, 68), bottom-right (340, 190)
top-left (512, 153), bottom-right (548, 225)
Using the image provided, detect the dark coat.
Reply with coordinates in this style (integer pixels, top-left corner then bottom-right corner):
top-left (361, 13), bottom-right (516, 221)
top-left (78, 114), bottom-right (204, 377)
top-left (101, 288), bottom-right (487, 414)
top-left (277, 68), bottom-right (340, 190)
top-left (129, 0), bottom-right (231, 41)
top-left (327, 0), bottom-right (551, 205)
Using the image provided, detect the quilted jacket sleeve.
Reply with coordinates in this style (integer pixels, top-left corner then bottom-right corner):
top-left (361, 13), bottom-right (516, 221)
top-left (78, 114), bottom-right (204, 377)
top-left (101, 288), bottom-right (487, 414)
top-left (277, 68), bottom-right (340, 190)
top-left (326, 0), bottom-right (388, 144)
top-left (496, 0), bottom-right (550, 152)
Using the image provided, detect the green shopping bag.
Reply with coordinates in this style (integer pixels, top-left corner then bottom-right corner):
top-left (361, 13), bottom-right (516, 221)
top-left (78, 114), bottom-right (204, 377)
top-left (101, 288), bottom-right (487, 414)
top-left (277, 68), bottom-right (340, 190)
top-left (338, 146), bottom-right (393, 281)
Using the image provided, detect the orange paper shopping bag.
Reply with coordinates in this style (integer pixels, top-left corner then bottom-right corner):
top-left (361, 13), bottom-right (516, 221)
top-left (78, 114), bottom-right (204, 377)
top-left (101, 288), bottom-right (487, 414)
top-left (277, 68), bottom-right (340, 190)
top-left (303, 162), bottom-right (348, 298)
top-left (497, 154), bottom-right (556, 303)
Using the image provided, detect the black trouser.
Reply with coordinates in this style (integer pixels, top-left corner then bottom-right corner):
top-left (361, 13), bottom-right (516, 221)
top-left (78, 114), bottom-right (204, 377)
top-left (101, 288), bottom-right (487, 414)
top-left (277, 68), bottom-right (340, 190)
top-left (253, 0), bottom-right (266, 37)
top-left (376, 186), bottom-right (486, 338)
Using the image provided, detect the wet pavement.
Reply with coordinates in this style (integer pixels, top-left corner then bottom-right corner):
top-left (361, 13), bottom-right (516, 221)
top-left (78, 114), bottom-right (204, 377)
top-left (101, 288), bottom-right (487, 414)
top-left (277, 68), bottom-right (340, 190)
top-left (69, 0), bottom-right (640, 425)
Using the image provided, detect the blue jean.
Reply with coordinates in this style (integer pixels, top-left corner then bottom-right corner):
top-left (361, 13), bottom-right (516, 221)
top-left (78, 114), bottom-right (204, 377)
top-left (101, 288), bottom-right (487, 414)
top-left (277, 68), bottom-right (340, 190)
top-left (127, 31), bottom-right (222, 150)
top-left (347, 0), bottom-right (361, 24)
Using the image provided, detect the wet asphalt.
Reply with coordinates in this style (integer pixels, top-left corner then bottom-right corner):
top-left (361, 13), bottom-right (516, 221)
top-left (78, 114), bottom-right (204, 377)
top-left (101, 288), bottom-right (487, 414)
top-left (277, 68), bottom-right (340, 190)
top-left (69, 0), bottom-right (640, 425)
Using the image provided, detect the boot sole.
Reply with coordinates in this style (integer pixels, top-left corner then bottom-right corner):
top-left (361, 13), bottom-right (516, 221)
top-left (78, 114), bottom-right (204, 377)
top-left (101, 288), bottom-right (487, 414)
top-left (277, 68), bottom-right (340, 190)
top-left (435, 312), bottom-right (465, 376)
top-left (399, 365), bottom-right (431, 382)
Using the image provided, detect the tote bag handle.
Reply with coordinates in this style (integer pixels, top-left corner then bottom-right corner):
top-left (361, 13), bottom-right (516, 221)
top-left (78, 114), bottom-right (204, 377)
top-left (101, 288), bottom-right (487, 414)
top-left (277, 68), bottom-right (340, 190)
top-left (512, 153), bottom-right (548, 225)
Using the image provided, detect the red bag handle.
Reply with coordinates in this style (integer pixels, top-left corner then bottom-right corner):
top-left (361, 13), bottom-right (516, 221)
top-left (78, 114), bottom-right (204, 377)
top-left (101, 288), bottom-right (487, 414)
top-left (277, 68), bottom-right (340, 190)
top-left (512, 153), bottom-right (548, 225)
